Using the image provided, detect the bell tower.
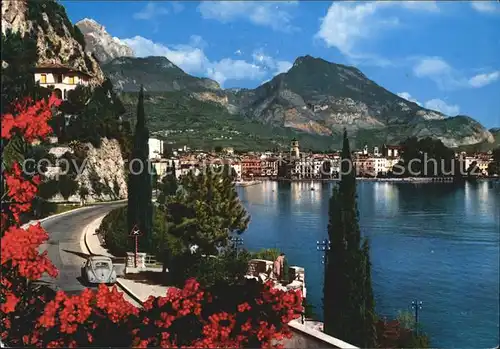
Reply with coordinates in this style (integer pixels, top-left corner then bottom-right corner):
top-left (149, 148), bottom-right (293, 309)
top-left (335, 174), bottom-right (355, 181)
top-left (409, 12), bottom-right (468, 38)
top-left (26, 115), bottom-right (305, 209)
top-left (290, 139), bottom-right (300, 159)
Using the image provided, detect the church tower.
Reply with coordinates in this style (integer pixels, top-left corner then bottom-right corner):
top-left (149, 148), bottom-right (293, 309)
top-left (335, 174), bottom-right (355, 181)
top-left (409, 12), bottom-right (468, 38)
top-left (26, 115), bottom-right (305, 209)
top-left (290, 138), bottom-right (300, 159)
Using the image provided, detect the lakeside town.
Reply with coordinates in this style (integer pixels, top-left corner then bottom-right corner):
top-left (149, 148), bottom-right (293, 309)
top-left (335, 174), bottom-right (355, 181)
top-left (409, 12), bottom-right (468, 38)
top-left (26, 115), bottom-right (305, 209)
top-left (149, 137), bottom-right (496, 182)
top-left (1, 0), bottom-right (498, 348)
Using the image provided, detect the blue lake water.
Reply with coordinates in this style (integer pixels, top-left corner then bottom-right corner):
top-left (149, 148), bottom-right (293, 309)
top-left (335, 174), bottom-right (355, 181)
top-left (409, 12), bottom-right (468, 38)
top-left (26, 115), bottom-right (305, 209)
top-left (237, 180), bottom-right (500, 348)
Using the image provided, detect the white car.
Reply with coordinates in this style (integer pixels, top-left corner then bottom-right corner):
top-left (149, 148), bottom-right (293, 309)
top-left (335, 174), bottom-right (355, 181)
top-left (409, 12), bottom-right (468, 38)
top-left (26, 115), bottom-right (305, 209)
top-left (81, 256), bottom-right (117, 285)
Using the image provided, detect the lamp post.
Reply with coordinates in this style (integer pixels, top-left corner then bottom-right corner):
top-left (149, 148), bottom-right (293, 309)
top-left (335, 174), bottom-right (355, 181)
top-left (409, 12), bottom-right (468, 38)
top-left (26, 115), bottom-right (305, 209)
top-left (229, 236), bottom-right (244, 258)
top-left (411, 300), bottom-right (423, 336)
top-left (316, 239), bottom-right (331, 264)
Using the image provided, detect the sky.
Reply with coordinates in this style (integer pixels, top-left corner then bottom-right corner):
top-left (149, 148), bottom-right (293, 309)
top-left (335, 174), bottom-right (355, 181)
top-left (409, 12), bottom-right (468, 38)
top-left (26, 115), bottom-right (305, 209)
top-left (62, 1), bottom-right (500, 128)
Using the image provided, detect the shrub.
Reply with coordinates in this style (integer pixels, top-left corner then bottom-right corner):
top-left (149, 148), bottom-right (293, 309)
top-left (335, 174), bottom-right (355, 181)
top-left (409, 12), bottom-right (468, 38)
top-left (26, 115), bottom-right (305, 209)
top-left (169, 249), bottom-right (252, 289)
top-left (252, 248), bottom-right (281, 261)
top-left (97, 206), bottom-right (132, 256)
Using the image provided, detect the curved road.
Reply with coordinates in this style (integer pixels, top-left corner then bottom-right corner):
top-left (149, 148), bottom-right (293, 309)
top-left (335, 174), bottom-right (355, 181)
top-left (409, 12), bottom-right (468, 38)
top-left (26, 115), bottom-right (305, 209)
top-left (39, 202), bottom-right (126, 295)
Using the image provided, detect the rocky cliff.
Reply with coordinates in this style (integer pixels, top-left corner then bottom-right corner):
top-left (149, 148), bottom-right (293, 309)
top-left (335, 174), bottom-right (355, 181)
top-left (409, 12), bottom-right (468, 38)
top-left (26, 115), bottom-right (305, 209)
top-left (2, 0), bottom-right (104, 84)
top-left (76, 18), bottom-right (134, 64)
top-left (47, 138), bottom-right (127, 203)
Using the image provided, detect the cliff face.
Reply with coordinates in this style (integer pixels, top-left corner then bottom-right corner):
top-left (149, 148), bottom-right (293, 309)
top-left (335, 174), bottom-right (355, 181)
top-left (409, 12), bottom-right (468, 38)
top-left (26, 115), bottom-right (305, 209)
top-left (47, 138), bottom-right (127, 203)
top-left (76, 18), bottom-right (134, 64)
top-left (1, 0), bottom-right (104, 84)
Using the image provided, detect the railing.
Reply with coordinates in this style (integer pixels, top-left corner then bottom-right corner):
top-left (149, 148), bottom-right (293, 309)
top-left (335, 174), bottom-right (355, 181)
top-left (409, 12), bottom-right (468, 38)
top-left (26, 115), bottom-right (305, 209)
top-left (145, 254), bottom-right (157, 266)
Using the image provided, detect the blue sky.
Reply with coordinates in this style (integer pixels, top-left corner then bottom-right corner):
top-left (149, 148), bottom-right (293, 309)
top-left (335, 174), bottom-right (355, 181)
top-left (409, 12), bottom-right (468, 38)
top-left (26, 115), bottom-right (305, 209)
top-left (63, 1), bottom-right (500, 128)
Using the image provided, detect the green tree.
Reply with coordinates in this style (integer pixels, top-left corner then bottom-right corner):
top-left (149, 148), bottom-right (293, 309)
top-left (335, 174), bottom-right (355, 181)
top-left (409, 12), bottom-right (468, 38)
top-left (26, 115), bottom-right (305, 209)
top-left (163, 167), bottom-right (249, 255)
top-left (323, 129), bottom-right (377, 348)
top-left (78, 185), bottom-right (89, 205)
top-left (127, 86), bottom-right (153, 251)
top-left (487, 147), bottom-right (500, 176)
top-left (157, 164), bottom-right (178, 207)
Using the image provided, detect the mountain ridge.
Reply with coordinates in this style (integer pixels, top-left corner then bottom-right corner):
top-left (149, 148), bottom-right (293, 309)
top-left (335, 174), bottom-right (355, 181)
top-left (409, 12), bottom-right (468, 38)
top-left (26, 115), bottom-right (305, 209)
top-left (102, 53), bottom-right (494, 149)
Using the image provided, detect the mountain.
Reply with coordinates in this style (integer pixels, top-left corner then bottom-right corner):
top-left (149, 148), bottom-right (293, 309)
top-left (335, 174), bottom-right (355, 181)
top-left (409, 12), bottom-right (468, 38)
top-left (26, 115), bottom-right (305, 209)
top-left (102, 56), bottom-right (221, 92)
top-left (78, 18), bottom-right (495, 150)
top-left (76, 18), bottom-right (134, 64)
top-left (226, 55), bottom-right (493, 148)
top-left (2, 0), bottom-right (104, 84)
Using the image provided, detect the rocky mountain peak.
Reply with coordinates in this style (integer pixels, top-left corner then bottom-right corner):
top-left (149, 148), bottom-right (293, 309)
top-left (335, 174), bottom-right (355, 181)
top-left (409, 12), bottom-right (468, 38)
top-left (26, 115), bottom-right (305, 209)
top-left (1, 0), bottom-right (104, 84)
top-left (76, 18), bottom-right (104, 32)
top-left (76, 17), bottom-right (134, 64)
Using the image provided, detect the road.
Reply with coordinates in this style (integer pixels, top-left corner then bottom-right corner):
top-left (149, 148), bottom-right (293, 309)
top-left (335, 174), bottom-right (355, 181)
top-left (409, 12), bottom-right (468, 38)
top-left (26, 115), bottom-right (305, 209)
top-left (38, 202), bottom-right (126, 295)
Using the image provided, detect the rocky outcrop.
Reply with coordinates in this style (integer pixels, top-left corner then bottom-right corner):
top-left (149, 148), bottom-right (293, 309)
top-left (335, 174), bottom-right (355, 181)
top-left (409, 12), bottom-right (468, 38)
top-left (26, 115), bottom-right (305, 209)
top-left (46, 138), bottom-right (127, 203)
top-left (2, 0), bottom-right (104, 84)
top-left (76, 18), bottom-right (134, 64)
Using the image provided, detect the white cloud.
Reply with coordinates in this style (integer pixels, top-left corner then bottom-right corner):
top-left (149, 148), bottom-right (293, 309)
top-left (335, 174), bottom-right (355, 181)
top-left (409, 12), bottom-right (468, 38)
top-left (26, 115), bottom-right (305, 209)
top-left (197, 1), bottom-right (299, 32)
top-left (413, 57), bottom-right (452, 77)
top-left (468, 71), bottom-right (500, 88)
top-left (397, 92), bottom-right (421, 106)
top-left (424, 99), bottom-right (460, 116)
top-left (206, 59), bottom-right (266, 85)
top-left (316, 1), bottom-right (439, 64)
top-left (471, 2), bottom-right (500, 14)
top-left (120, 36), bottom-right (289, 87)
top-left (412, 56), bottom-right (500, 90)
top-left (397, 92), bottom-right (460, 116)
top-left (252, 49), bottom-right (293, 75)
top-left (276, 60), bottom-right (293, 74)
top-left (400, 1), bottom-right (440, 12)
top-left (133, 2), bottom-right (169, 20)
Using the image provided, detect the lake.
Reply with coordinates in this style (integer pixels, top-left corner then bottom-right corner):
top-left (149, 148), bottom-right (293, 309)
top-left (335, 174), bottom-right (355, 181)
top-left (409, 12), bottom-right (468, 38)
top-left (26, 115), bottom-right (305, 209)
top-left (237, 180), bottom-right (500, 348)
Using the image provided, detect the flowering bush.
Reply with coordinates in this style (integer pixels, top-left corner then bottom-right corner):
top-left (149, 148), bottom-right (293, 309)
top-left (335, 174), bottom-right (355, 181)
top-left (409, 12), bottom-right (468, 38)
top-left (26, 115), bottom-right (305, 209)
top-left (1, 95), bottom-right (303, 348)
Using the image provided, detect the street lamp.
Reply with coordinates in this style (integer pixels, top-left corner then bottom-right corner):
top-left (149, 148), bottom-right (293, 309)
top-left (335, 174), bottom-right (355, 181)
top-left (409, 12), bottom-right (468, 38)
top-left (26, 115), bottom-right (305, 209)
top-left (411, 300), bottom-right (423, 336)
top-left (316, 239), bottom-right (330, 264)
top-left (229, 236), bottom-right (244, 257)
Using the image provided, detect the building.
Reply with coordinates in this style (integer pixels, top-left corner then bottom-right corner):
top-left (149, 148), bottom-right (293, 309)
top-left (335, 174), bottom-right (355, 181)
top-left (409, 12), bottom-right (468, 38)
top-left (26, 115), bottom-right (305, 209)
top-left (232, 162), bottom-right (242, 180)
top-left (260, 158), bottom-right (279, 178)
top-left (382, 144), bottom-right (403, 158)
top-left (148, 138), bottom-right (164, 160)
top-left (465, 154), bottom-right (493, 176)
top-left (152, 158), bottom-right (180, 179)
top-left (34, 62), bottom-right (92, 100)
top-left (222, 147), bottom-right (235, 156)
top-left (290, 139), bottom-right (300, 159)
top-left (241, 157), bottom-right (262, 179)
top-left (354, 155), bottom-right (388, 177)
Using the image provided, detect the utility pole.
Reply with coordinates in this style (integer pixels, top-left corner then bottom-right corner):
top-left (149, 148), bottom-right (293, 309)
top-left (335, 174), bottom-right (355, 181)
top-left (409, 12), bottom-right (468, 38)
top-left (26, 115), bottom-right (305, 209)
top-left (411, 300), bottom-right (423, 336)
top-left (229, 236), bottom-right (244, 258)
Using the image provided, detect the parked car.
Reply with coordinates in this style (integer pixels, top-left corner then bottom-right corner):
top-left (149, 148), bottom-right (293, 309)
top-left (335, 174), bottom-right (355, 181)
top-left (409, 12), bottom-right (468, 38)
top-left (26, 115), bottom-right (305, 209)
top-left (81, 256), bottom-right (117, 285)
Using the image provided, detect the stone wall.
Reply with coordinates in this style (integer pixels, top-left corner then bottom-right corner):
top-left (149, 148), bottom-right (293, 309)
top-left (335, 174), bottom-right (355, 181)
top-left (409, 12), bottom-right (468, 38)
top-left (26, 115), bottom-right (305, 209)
top-left (284, 320), bottom-right (358, 349)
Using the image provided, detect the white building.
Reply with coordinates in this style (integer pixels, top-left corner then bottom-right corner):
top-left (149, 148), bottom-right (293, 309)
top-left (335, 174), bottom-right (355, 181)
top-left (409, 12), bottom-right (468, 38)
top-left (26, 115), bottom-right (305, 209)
top-left (232, 162), bottom-right (242, 180)
top-left (148, 138), bottom-right (164, 160)
top-left (34, 62), bottom-right (91, 100)
top-left (152, 158), bottom-right (180, 179)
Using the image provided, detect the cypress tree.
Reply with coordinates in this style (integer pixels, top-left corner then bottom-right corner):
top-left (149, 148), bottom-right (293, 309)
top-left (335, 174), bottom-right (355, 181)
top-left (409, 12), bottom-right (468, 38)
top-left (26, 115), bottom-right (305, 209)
top-left (323, 129), bottom-right (376, 347)
top-left (127, 86), bottom-right (153, 251)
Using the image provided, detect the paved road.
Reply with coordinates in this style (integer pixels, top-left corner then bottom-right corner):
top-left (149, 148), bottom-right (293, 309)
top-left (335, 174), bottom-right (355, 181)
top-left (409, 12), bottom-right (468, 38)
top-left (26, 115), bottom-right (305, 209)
top-left (39, 202), bottom-right (126, 295)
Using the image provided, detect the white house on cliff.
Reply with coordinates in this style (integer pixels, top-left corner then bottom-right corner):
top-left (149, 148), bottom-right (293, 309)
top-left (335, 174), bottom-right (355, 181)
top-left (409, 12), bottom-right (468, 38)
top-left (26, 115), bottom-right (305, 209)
top-left (34, 62), bottom-right (92, 100)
